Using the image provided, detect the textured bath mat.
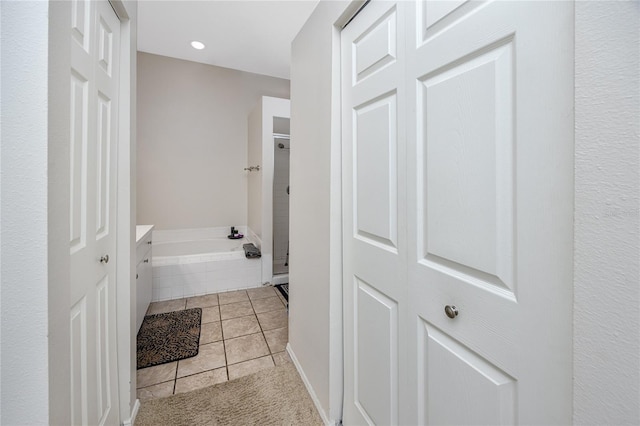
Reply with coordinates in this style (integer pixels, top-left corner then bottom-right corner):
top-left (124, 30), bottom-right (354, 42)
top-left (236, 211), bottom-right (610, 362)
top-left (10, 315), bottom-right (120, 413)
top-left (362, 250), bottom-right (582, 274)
top-left (137, 308), bottom-right (202, 369)
top-left (275, 283), bottom-right (289, 302)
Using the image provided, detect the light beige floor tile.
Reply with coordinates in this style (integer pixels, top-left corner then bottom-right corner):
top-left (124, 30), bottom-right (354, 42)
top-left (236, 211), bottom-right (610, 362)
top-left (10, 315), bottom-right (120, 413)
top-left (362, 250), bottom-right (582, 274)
top-left (251, 296), bottom-right (285, 314)
top-left (218, 290), bottom-right (249, 305)
top-left (228, 356), bottom-right (275, 381)
top-left (137, 362), bottom-right (177, 388)
top-left (219, 301), bottom-right (254, 320)
top-left (221, 315), bottom-right (261, 339)
top-left (256, 309), bottom-right (288, 331)
top-left (224, 332), bottom-right (270, 365)
top-left (136, 381), bottom-right (174, 402)
top-left (247, 286), bottom-right (277, 300)
top-left (275, 291), bottom-right (288, 306)
top-left (146, 299), bottom-right (186, 315)
top-left (174, 367), bottom-right (227, 394)
top-left (201, 305), bottom-right (220, 323)
top-left (200, 321), bottom-right (222, 344)
top-left (272, 351), bottom-right (292, 366)
top-left (177, 341), bottom-right (226, 378)
top-left (263, 327), bottom-right (288, 353)
top-left (186, 294), bottom-right (219, 309)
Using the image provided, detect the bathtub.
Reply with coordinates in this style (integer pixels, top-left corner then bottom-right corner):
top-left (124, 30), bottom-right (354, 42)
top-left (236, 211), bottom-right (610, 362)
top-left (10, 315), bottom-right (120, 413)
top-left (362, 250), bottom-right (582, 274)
top-left (153, 238), bottom-right (245, 258)
top-left (151, 227), bottom-right (263, 301)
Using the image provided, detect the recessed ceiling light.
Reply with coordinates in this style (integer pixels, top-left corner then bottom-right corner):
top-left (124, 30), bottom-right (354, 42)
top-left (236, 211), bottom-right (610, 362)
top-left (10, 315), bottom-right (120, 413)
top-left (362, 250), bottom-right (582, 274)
top-left (191, 41), bottom-right (205, 50)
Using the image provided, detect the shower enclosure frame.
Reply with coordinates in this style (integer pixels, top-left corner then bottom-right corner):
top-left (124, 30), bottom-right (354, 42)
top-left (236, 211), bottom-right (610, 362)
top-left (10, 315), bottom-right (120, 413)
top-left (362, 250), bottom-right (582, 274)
top-left (247, 96), bottom-right (290, 286)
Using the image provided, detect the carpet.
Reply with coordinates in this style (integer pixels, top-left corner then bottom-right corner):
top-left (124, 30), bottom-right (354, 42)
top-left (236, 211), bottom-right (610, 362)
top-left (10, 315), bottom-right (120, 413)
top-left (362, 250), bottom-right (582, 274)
top-left (137, 308), bottom-right (202, 369)
top-left (135, 363), bottom-right (323, 426)
top-left (275, 283), bottom-right (289, 302)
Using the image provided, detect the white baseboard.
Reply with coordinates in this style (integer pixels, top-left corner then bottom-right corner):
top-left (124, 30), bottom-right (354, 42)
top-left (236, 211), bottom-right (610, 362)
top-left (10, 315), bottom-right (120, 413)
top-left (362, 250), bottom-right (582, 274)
top-left (286, 344), bottom-right (333, 426)
top-left (122, 398), bottom-right (140, 426)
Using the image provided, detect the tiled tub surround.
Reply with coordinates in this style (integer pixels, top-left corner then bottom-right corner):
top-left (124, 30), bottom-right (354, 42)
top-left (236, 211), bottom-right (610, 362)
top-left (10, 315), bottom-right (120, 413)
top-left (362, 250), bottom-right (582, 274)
top-left (152, 227), bottom-right (262, 301)
top-left (136, 286), bottom-right (290, 401)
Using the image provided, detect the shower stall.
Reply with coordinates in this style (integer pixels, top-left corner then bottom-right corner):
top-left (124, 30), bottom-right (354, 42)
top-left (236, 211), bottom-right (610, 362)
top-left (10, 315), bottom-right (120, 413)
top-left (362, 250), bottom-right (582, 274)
top-left (247, 96), bottom-right (290, 286)
top-left (272, 121), bottom-right (290, 277)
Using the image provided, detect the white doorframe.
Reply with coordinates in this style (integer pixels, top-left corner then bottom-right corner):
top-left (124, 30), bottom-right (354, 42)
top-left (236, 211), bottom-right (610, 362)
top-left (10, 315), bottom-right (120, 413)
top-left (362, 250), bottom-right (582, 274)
top-left (331, 2), bottom-right (377, 423)
top-left (259, 97), bottom-right (290, 285)
top-left (108, 0), bottom-right (138, 424)
top-left (109, 0), bottom-right (140, 425)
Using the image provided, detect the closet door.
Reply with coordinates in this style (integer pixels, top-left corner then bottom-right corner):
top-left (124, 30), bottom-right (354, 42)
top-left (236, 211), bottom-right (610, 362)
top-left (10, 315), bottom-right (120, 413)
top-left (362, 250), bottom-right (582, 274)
top-left (341, 1), bottom-right (407, 424)
top-left (405, 1), bottom-right (573, 424)
top-left (70, 0), bottom-right (121, 423)
top-left (342, 0), bottom-right (573, 424)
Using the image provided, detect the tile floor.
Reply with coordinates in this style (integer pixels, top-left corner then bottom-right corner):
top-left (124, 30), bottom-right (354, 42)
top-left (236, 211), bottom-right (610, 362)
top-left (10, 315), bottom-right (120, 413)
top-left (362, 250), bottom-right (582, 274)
top-left (137, 286), bottom-right (291, 401)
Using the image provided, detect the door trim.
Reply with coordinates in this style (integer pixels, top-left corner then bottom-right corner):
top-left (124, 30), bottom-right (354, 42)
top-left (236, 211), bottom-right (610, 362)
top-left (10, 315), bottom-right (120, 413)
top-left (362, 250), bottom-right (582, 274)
top-left (258, 96), bottom-right (290, 285)
top-left (108, 0), bottom-right (137, 423)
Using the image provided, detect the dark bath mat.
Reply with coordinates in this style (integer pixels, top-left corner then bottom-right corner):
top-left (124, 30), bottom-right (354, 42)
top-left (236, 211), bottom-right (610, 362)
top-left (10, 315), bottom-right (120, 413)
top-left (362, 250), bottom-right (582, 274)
top-left (275, 283), bottom-right (289, 302)
top-left (137, 308), bottom-right (202, 369)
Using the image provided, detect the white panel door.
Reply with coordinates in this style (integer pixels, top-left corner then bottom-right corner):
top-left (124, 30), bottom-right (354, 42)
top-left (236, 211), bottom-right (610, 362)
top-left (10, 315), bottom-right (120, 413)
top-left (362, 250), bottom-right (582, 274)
top-left (70, 0), bottom-right (121, 424)
top-left (405, 1), bottom-right (573, 424)
top-left (342, 2), bottom-right (407, 424)
top-left (342, 1), bottom-right (573, 424)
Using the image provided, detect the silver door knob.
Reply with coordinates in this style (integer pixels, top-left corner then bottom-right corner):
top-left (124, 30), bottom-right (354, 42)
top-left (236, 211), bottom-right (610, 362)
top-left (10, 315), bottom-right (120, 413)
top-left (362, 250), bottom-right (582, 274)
top-left (444, 305), bottom-right (458, 319)
top-left (100, 254), bottom-right (110, 264)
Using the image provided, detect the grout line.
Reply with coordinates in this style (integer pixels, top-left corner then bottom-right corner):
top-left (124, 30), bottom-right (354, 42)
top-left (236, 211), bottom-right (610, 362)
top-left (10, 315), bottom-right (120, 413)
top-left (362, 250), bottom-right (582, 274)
top-left (220, 312), bottom-right (256, 323)
top-left (249, 297), bottom-right (276, 358)
top-left (143, 290), bottom-right (280, 399)
top-left (137, 379), bottom-right (175, 393)
top-left (217, 290), bottom-right (250, 307)
top-left (220, 309), bottom-right (230, 382)
top-left (173, 365), bottom-right (226, 381)
top-left (173, 361), bottom-right (178, 394)
top-left (226, 353), bottom-right (273, 368)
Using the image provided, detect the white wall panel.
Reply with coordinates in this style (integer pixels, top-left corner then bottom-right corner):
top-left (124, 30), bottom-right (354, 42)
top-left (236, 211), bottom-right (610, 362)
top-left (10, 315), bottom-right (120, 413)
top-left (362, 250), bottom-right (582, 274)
top-left (355, 279), bottom-right (398, 425)
top-left (419, 41), bottom-right (514, 293)
top-left (353, 7), bottom-right (397, 83)
top-left (354, 93), bottom-right (398, 251)
top-left (420, 320), bottom-right (515, 425)
top-left (70, 73), bottom-right (88, 252)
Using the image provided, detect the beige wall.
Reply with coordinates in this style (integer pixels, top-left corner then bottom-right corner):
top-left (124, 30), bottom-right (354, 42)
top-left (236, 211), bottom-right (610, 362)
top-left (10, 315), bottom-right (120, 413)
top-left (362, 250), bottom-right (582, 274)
top-left (289, 1), bottom-right (351, 423)
top-left (247, 102), bottom-right (263, 238)
top-left (136, 52), bottom-right (289, 230)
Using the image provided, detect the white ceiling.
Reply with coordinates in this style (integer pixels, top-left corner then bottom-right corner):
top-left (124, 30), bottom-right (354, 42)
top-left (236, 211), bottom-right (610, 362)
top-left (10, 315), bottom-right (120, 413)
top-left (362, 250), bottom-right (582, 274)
top-left (137, 1), bottom-right (319, 80)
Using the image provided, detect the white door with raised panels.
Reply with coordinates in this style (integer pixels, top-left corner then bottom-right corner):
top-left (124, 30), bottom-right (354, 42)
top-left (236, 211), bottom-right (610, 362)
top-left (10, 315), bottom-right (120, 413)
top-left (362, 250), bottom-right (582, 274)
top-left (342, 1), bottom-right (573, 424)
top-left (342, 1), bottom-right (407, 424)
top-left (70, 0), bottom-right (121, 424)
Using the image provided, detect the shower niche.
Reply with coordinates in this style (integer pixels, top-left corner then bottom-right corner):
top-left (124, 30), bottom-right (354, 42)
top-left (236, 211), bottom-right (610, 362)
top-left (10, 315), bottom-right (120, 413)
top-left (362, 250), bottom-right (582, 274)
top-left (247, 96), bottom-right (290, 285)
